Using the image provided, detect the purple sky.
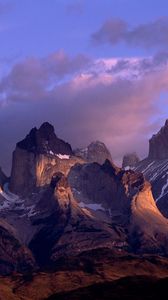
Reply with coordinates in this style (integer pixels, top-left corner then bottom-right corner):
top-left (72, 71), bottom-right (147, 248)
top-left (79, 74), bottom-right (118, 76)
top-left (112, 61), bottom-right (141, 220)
top-left (0, 0), bottom-right (168, 173)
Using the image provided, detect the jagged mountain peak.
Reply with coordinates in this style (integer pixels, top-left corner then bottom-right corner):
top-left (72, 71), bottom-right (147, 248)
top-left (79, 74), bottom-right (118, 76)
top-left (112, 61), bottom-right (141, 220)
top-left (101, 159), bottom-right (121, 176)
top-left (122, 152), bottom-right (140, 169)
top-left (74, 140), bottom-right (112, 164)
top-left (148, 119), bottom-right (168, 159)
top-left (2, 120), bottom-right (168, 284)
top-left (39, 122), bottom-right (55, 134)
top-left (17, 122), bottom-right (72, 156)
top-left (9, 123), bottom-right (84, 195)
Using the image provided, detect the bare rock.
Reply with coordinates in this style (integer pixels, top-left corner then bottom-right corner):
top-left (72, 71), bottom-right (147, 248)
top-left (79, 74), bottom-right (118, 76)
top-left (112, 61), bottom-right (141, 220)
top-left (9, 123), bottom-right (84, 195)
top-left (148, 119), bottom-right (168, 159)
top-left (75, 141), bottom-right (112, 165)
top-left (122, 152), bottom-right (140, 169)
top-left (68, 159), bottom-right (168, 254)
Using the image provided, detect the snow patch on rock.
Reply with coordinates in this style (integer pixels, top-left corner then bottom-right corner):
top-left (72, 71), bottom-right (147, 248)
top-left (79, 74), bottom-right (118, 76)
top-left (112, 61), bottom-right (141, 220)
top-left (78, 201), bottom-right (105, 211)
top-left (56, 154), bottom-right (70, 160)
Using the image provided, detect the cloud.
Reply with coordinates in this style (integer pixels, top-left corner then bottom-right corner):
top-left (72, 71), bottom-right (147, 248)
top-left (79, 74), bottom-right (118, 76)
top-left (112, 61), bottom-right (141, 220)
top-left (92, 17), bottom-right (168, 50)
top-left (92, 19), bottom-right (127, 45)
top-left (0, 51), bottom-right (168, 174)
top-left (0, 50), bottom-right (91, 102)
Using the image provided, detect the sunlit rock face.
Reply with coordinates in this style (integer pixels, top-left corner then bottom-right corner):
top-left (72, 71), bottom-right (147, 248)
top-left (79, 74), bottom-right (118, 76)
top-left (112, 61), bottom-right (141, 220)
top-left (9, 122), bottom-right (84, 195)
top-left (74, 141), bottom-right (113, 165)
top-left (2, 120), bottom-right (168, 279)
top-left (29, 172), bottom-right (121, 266)
top-left (148, 119), bottom-right (168, 159)
top-left (122, 152), bottom-right (140, 169)
top-left (135, 120), bottom-right (168, 217)
top-left (68, 159), bottom-right (168, 254)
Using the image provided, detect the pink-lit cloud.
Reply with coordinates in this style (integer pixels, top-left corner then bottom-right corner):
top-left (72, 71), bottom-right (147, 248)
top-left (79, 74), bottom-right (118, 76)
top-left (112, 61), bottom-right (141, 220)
top-left (0, 51), bottom-right (168, 173)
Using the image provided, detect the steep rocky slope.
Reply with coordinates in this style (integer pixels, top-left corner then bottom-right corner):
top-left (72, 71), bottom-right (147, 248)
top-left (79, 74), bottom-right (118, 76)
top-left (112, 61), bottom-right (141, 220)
top-left (135, 120), bottom-right (168, 217)
top-left (0, 122), bottom-right (168, 299)
top-left (69, 160), bottom-right (168, 254)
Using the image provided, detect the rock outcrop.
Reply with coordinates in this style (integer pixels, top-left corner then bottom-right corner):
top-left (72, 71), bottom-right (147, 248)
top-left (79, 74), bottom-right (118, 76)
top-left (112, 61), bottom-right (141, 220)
top-left (122, 152), bottom-right (140, 169)
top-left (10, 123), bottom-right (83, 195)
top-left (135, 120), bottom-right (168, 217)
top-left (148, 119), bottom-right (168, 159)
top-left (74, 141), bottom-right (112, 165)
top-left (69, 159), bottom-right (168, 254)
top-left (1, 121), bottom-right (168, 281)
top-left (29, 172), bottom-right (121, 266)
top-left (17, 122), bottom-right (73, 155)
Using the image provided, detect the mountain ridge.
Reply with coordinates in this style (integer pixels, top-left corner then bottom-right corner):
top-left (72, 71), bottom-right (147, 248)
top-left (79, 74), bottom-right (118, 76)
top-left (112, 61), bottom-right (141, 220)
top-left (1, 121), bottom-right (168, 299)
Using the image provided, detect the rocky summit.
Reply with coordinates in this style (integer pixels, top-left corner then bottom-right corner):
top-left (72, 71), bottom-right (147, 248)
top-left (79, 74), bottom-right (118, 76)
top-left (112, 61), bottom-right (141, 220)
top-left (74, 141), bottom-right (113, 164)
top-left (10, 122), bottom-right (83, 196)
top-left (135, 120), bottom-right (168, 218)
top-left (17, 122), bottom-right (73, 155)
top-left (1, 121), bottom-right (168, 299)
top-left (122, 152), bottom-right (140, 169)
top-left (148, 119), bottom-right (168, 159)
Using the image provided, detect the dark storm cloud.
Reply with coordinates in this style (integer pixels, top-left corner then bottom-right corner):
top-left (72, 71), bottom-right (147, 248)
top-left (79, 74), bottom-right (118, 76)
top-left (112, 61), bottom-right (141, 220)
top-left (92, 17), bottom-right (168, 50)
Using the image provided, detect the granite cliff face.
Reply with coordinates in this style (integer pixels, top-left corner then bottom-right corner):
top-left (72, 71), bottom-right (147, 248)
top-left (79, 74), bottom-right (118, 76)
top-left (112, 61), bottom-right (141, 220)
top-left (1, 122), bottom-right (168, 297)
top-left (75, 141), bottom-right (113, 164)
top-left (148, 120), bottom-right (168, 159)
top-left (135, 120), bottom-right (168, 217)
top-left (69, 160), bottom-right (168, 254)
top-left (10, 122), bottom-right (84, 196)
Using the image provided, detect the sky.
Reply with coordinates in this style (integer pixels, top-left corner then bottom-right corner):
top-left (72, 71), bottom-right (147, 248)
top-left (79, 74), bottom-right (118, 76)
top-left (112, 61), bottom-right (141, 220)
top-left (0, 0), bottom-right (168, 173)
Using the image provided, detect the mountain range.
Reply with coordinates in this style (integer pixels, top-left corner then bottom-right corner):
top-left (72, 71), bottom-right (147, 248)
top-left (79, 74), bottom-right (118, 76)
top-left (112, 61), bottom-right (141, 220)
top-left (1, 121), bottom-right (168, 299)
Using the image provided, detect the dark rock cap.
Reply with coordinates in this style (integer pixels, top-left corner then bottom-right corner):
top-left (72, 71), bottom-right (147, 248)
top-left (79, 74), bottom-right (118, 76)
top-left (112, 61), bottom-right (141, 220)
top-left (17, 122), bottom-right (73, 155)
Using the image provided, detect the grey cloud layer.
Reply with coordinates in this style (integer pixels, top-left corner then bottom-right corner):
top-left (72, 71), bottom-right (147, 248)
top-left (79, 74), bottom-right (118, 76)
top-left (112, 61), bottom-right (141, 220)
top-left (92, 17), bottom-right (168, 49)
top-left (0, 51), bottom-right (168, 173)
